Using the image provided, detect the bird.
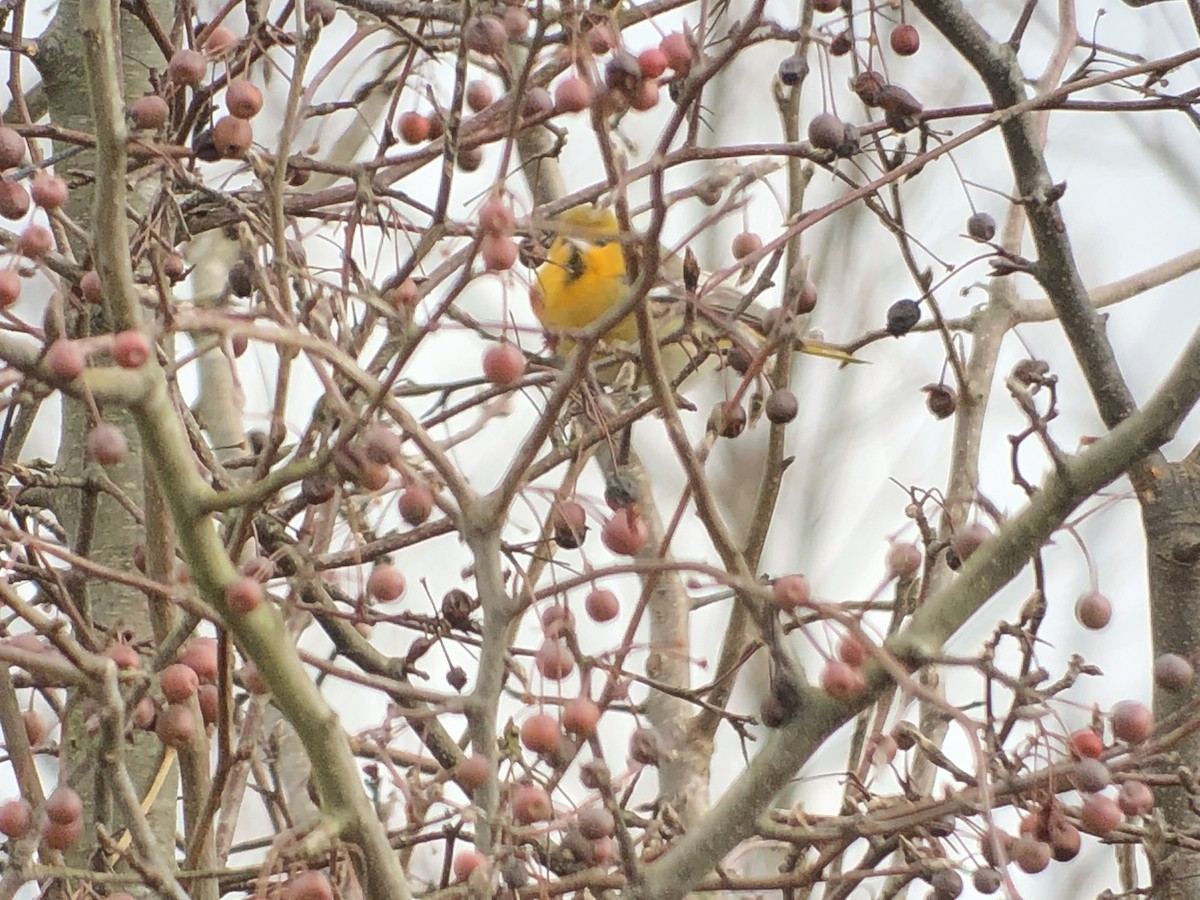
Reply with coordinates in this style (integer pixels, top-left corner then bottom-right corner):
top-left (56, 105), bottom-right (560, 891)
top-left (528, 205), bottom-right (861, 383)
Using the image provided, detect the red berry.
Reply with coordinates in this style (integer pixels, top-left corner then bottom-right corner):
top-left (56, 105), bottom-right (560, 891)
top-left (837, 634), bottom-right (868, 667)
top-left (456, 753), bottom-right (490, 790)
top-left (225, 576), bottom-right (263, 614)
top-left (225, 79), bottom-right (263, 119)
top-left (637, 48), bottom-right (668, 79)
top-left (601, 510), bottom-right (648, 555)
top-left (813, 0), bottom-right (839, 10)
top-left (389, 277), bottom-right (419, 310)
top-left (479, 195), bottom-right (516, 236)
top-left (535, 638), bottom-right (574, 680)
top-left (1067, 728), bottom-right (1104, 760)
top-left (1075, 590), bottom-right (1112, 630)
top-left (771, 574), bottom-right (811, 610)
top-left (820, 660), bottom-right (866, 701)
top-left (1079, 793), bottom-right (1123, 835)
top-left (0, 179), bottom-right (29, 219)
top-left (0, 125), bottom-right (24, 168)
top-left (629, 79), bottom-right (659, 111)
top-left (180, 637), bottom-right (218, 684)
top-left (367, 562), bottom-right (406, 603)
top-left (155, 702), bottom-right (196, 748)
top-left (585, 588), bottom-right (619, 623)
top-left (399, 482), bottom-right (433, 525)
top-left (283, 870), bottom-right (333, 900)
top-left (160, 663), bottom-right (200, 703)
top-left (30, 175), bottom-right (68, 210)
top-left (659, 32), bottom-right (692, 72)
top-left (88, 423), bottom-right (128, 466)
top-left (520, 711), bottom-right (561, 754)
top-left (202, 25), bottom-right (239, 54)
top-left (481, 233), bottom-right (518, 271)
top-left (132, 95), bottom-right (170, 130)
top-left (890, 24), bottom-right (920, 56)
top-left (551, 500), bottom-right (587, 548)
top-left (113, 330), bottom-right (151, 368)
top-left (950, 521), bottom-right (990, 563)
top-left (0, 268), bottom-right (20, 308)
top-left (482, 342), bottom-right (526, 385)
top-left (22, 709), bottom-right (47, 744)
top-left (0, 799), bottom-right (32, 838)
top-left (41, 816), bottom-right (83, 850)
top-left (1117, 780), bottom-right (1154, 817)
top-left (464, 15), bottom-right (507, 54)
top-left (46, 339), bottom-right (85, 380)
top-left (454, 850), bottom-right (486, 881)
top-left (46, 785), bottom-right (82, 824)
top-left (563, 696), bottom-right (600, 737)
top-left (886, 542), bottom-right (922, 579)
top-left (398, 111), bottom-right (431, 144)
top-left (511, 782), bottom-right (552, 823)
top-left (504, 7), bottom-right (530, 38)
top-left (731, 231), bottom-right (762, 260)
top-left (197, 683), bottom-right (219, 726)
top-left (212, 115), bottom-right (253, 158)
top-left (17, 224), bottom-right (53, 259)
top-left (1111, 700), bottom-right (1153, 743)
top-left (540, 604), bottom-right (575, 638)
top-left (465, 80), bottom-right (495, 112)
top-left (555, 76), bottom-right (594, 114)
top-left (168, 48), bottom-right (207, 86)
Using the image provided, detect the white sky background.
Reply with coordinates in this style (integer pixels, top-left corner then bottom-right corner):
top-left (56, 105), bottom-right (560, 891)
top-left (3, 1), bottom-right (1199, 897)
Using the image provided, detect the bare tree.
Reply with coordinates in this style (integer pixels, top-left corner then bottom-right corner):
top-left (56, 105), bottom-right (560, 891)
top-left (0, 1), bottom-right (1197, 898)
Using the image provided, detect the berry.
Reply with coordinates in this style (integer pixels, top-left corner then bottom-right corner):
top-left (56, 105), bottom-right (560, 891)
top-left (180, 637), bottom-right (218, 683)
top-left (923, 383), bottom-right (958, 420)
top-left (813, 0), bottom-right (839, 11)
top-left (202, 25), bottom-right (238, 54)
top-left (132, 95), bottom-right (169, 130)
top-left (398, 111), bottom-right (431, 144)
top-left (520, 711), bottom-right (561, 754)
top-left (551, 500), bottom-right (587, 548)
top-left (585, 588), bottom-right (619, 622)
top-left (398, 482), bottom-right (434, 525)
top-left (765, 389), bottom-right (798, 424)
top-left (30, 175), bottom-right (68, 210)
top-left (88, 423), bottom-right (128, 466)
top-left (586, 21), bottom-right (615, 55)
top-left (0, 178), bottom-right (30, 219)
top-left (0, 799), bottom-right (32, 838)
top-left (629, 79), bottom-right (660, 111)
top-left (522, 87), bottom-right (554, 118)
top-left (890, 24), bottom-right (920, 56)
top-left (197, 687), bottom-right (218, 729)
top-left (777, 53), bottom-right (808, 86)
top-left (563, 696), bottom-right (600, 736)
top-left (1068, 728), bottom-right (1104, 759)
top-left (456, 753), bottom-right (489, 790)
top-left (534, 638), bottom-right (574, 680)
top-left (555, 76), bottom-right (594, 113)
top-left (41, 816), bottom-right (83, 850)
top-left (367, 562), bottom-right (406, 602)
top-left (479, 195), bottom-right (516, 236)
top-left (807, 113), bottom-right (845, 151)
top-left (511, 782), bottom-right (552, 823)
top-left (578, 806), bottom-right (614, 839)
top-left (731, 231), bottom-right (762, 260)
top-left (885, 299), bottom-right (921, 336)
top-left (168, 48), bottom-right (207, 86)
top-left (22, 709), bottom-right (47, 744)
top-left (481, 233), bottom-right (518, 271)
top-left (659, 32), bottom-right (692, 72)
top-left (629, 727), bottom-right (661, 765)
top-left (454, 850), bottom-right (486, 881)
top-left (389, 277), bottom-right (419, 310)
top-left (465, 79), bottom-right (494, 112)
top-left (1154, 653), bottom-right (1194, 692)
top-left (504, 7), bottom-right (530, 38)
top-left (601, 510), bottom-right (648, 555)
top-left (46, 785), bottom-right (82, 824)
top-left (949, 522), bottom-right (989, 563)
top-left (17, 224), bottom-right (53, 259)
top-left (886, 542), bottom-right (922, 579)
top-left (637, 48), bottom-right (668, 79)
top-left (1111, 700), bottom-right (1153, 743)
top-left (1010, 836), bottom-right (1050, 874)
top-left (837, 634), bottom-right (868, 667)
top-left (305, 0), bottom-right (337, 25)
top-left (225, 79), bottom-right (263, 119)
top-left (464, 16), bottom-right (507, 55)
top-left (0, 125), bottom-right (24, 168)
top-left (1079, 793), bottom-right (1122, 835)
top-left (830, 30), bottom-right (852, 56)
top-left (156, 702), bottom-right (196, 747)
top-left (967, 211), bottom-right (996, 241)
top-left (284, 871), bottom-right (333, 900)
top-left (1071, 758), bottom-right (1111, 793)
top-left (541, 605), bottom-right (575, 638)
top-left (225, 576), bottom-right (263, 614)
top-left (1117, 780), bottom-right (1155, 817)
top-left (772, 574), bottom-right (811, 610)
top-left (113, 330), bottom-right (151, 368)
top-left (853, 71), bottom-right (887, 107)
top-left (711, 400), bottom-right (746, 438)
top-left (212, 115), bottom-right (253, 158)
top-left (160, 663), bottom-right (200, 703)
top-left (820, 660), bottom-right (866, 701)
top-left (1075, 590), bottom-right (1112, 630)
top-left (0, 269), bottom-right (20, 308)
top-left (482, 343), bottom-right (526, 385)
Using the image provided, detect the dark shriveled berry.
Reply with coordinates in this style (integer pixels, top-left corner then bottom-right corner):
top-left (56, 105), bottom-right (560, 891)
top-left (778, 53), bottom-right (808, 86)
top-left (765, 389), bottom-right (798, 424)
top-left (967, 212), bottom-right (997, 241)
top-left (885, 299), bottom-right (921, 336)
top-left (923, 383), bottom-right (957, 419)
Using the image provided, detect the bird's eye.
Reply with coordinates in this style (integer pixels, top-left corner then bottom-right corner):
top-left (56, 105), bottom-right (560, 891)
top-left (566, 245), bottom-right (586, 281)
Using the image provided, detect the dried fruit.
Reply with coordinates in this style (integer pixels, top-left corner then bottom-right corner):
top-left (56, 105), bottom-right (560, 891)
top-left (0, 269), bottom-right (21, 308)
top-left (765, 389), bottom-right (798, 424)
top-left (212, 115), bottom-right (253, 158)
top-left (465, 79), bottom-right (494, 113)
top-left (967, 211), bottom-right (997, 241)
top-left (0, 179), bottom-right (30, 219)
top-left (808, 112), bottom-right (846, 151)
top-left (852, 71), bottom-right (887, 107)
top-left (481, 234), bottom-right (518, 271)
top-left (731, 231), bottom-right (762, 260)
top-left (17, 224), bottom-right (53, 259)
top-left (202, 25), bottom-right (238, 54)
top-left (923, 383), bottom-right (958, 419)
top-left (46, 785), bottom-right (82, 824)
top-left (1079, 793), bottom-right (1123, 835)
top-left (885, 299), bottom-right (921, 336)
top-left (777, 53), bottom-right (808, 86)
top-left (659, 32), bottom-right (693, 73)
top-left (886, 541), bottom-right (922, 579)
top-left (551, 500), bottom-right (587, 549)
top-left (456, 753), bottom-right (489, 790)
top-left (1117, 780), bottom-right (1154, 817)
top-left (534, 638), bottom-right (573, 680)
top-left (1068, 728), bottom-right (1104, 759)
top-left (0, 799), bottom-right (32, 838)
top-left (1071, 758), bottom-right (1111, 793)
